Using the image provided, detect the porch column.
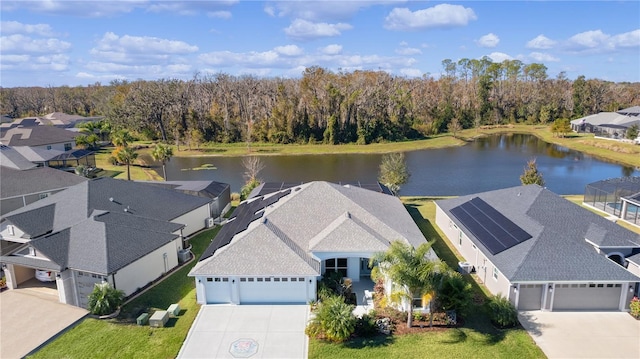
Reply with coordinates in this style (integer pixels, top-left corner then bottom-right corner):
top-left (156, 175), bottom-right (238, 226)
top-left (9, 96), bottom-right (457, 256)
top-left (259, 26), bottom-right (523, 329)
top-left (4, 264), bottom-right (17, 289)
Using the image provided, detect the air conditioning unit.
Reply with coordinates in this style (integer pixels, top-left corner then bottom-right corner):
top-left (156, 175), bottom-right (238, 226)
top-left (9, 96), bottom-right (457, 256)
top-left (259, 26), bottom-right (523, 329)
top-left (178, 249), bottom-right (191, 263)
top-left (458, 261), bottom-right (473, 274)
top-left (205, 217), bottom-right (215, 228)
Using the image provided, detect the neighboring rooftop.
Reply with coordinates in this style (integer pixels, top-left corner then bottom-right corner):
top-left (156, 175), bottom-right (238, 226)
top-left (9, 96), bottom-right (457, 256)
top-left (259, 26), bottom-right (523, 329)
top-left (0, 126), bottom-right (78, 147)
top-left (0, 112), bottom-right (103, 129)
top-left (0, 166), bottom-right (88, 199)
top-left (0, 145), bottom-right (37, 170)
top-left (140, 180), bottom-right (230, 199)
top-left (437, 185), bottom-right (640, 283)
top-left (249, 181), bottom-right (393, 198)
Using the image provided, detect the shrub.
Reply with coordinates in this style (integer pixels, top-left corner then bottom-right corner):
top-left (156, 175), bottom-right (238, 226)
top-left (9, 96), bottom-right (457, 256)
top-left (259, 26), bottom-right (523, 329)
top-left (88, 282), bottom-right (124, 316)
top-left (305, 295), bottom-right (356, 342)
top-left (488, 294), bottom-right (519, 328)
top-left (354, 313), bottom-right (378, 337)
top-left (437, 271), bottom-right (473, 316)
top-left (230, 192), bottom-right (241, 202)
top-left (0, 277), bottom-right (6, 288)
top-left (630, 297), bottom-right (640, 319)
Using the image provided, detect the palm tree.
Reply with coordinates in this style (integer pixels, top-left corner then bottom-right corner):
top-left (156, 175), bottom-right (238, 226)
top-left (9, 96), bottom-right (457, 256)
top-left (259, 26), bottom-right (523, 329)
top-left (371, 241), bottom-right (447, 328)
top-left (115, 146), bottom-right (138, 181)
top-left (151, 143), bottom-right (173, 181)
top-left (111, 129), bottom-right (134, 148)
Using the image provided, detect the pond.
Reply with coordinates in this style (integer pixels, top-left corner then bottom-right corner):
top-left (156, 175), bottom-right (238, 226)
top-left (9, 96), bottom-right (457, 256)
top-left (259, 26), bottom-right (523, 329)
top-left (159, 134), bottom-right (639, 196)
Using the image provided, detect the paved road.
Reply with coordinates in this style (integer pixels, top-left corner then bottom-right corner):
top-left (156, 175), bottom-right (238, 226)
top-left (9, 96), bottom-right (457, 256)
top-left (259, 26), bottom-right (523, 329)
top-left (178, 305), bottom-right (309, 359)
top-left (519, 311), bottom-right (640, 359)
top-left (0, 290), bottom-right (88, 359)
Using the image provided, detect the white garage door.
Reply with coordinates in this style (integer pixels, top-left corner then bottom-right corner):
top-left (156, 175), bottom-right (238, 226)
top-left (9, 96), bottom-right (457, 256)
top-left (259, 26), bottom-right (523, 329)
top-left (239, 277), bottom-right (308, 304)
top-left (204, 277), bottom-right (232, 304)
top-left (76, 271), bottom-right (106, 308)
top-left (553, 283), bottom-right (622, 311)
top-left (518, 284), bottom-right (543, 310)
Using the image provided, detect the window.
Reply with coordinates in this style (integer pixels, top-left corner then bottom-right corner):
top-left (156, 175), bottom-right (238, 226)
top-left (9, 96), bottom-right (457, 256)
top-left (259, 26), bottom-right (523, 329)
top-left (222, 278), bottom-right (229, 282)
top-left (265, 278), bottom-right (271, 282)
top-left (206, 278), bottom-right (213, 282)
top-left (64, 143), bottom-right (72, 151)
top-left (257, 278), bottom-right (263, 282)
top-left (492, 267), bottom-right (499, 280)
top-left (458, 231), bottom-right (463, 246)
top-left (298, 277), bottom-right (304, 282)
top-left (46, 145), bottom-right (52, 150)
top-left (291, 278), bottom-right (297, 282)
top-left (282, 278), bottom-right (288, 282)
top-left (589, 284), bottom-right (596, 288)
top-left (240, 278), bottom-right (247, 282)
top-left (274, 278), bottom-right (280, 282)
top-left (248, 278), bottom-right (254, 282)
top-left (606, 284), bottom-right (613, 288)
top-left (597, 284), bottom-right (604, 288)
top-left (215, 278), bottom-right (221, 282)
top-left (325, 258), bottom-right (348, 277)
top-left (615, 284), bottom-right (622, 288)
top-left (39, 193), bottom-right (49, 200)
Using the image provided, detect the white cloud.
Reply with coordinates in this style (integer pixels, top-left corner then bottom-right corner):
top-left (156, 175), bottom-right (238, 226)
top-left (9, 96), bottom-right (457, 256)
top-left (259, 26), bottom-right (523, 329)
top-left (90, 32), bottom-right (198, 63)
top-left (486, 52), bottom-right (513, 62)
top-left (265, 1), bottom-right (399, 22)
top-left (477, 33), bottom-right (499, 48)
top-left (384, 4), bottom-right (477, 31)
top-left (395, 42), bottom-right (422, 55)
top-left (566, 29), bottom-right (640, 52)
top-left (274, 45), bottom-right (304, 56)
top-left (208, 11), bottom-right (232, 19)
top-left (526, 34), bottom-right (556, 49)
top-left (321, 44), bottom-right (343, 55)
top-left (0, 53), bottom-right (69, 72)
top-left (1, 34), bottom-right (71, 54)
top-left (284, 19), bottom-right (352, 41)
top-left (528, 52), bottom-right (559, 62)
top-left (199, 50), bottom-right (282, 68)
top-left (1, 21), bottom-right (54, 36)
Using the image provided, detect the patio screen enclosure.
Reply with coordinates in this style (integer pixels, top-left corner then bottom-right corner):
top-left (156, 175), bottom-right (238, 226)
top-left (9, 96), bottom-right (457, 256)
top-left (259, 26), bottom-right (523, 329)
top-left (584, 176), bottom-right (640, 225)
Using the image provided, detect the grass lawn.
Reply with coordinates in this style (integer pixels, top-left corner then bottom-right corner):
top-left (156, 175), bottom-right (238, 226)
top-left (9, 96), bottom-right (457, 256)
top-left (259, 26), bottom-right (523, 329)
top-left (310, 197), bottom-right (545, 359)
top-left (93, 146), bottom-right (163, 181)
top-left (28, 226), bottom-right (220, 359)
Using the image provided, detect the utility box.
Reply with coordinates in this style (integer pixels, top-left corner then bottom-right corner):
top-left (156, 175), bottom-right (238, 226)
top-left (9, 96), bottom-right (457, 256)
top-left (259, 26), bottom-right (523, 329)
top-left (136, 313), bottom-right (149, 326)
top-left (458, 261), bottom-right (473, 274)
top-left (167, 303), bottom-right (181, 317)
top-left (149, 310), bottom-right (169, 328)
top-left (178, 249), bottom-right (191, 263)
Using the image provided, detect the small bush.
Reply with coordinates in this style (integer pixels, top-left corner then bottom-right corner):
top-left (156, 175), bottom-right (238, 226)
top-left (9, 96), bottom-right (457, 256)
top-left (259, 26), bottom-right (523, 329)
top-left (437, 271), bottom-right (473, 316)
top-left (305, 295), bottom-right (356, 342)
top-left (354, 313), bottom-right (378, 337)
top-left (488, 294), bottom-right (519, 328)
top-left (88, 282), bottom-right (124, 316)
top-left (230, 192), bottom-right (240, 201)
top-left (630, 297), bottom-right (640, 319)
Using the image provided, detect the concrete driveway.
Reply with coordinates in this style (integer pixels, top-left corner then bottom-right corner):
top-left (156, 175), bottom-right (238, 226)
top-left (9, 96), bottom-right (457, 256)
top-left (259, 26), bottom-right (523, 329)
top-left (0, 289), bottom-right (88, 359)
top-left (178, 305), bottom-right (309, 359)
top-left (519, 311), bottom-right (640, 359)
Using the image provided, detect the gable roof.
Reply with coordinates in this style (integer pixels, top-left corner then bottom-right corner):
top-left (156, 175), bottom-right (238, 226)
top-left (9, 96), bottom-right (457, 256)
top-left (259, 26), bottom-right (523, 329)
top-left (571, 112), bottom-right (640, 128)
top-left (0, 126), bottom-right (78, 147)
top-left (1, 178), bottom-right (210, 274)
top-left (139, 180), bottom-right (230, 199)
top-left (436, 185), bottom-right (640, 282)
top-left (0, 145), bottom-right (37, 170)
top-left (190, 181), bottom-right (429, 277)
top-left (1, 166), bottom-right (88, 199)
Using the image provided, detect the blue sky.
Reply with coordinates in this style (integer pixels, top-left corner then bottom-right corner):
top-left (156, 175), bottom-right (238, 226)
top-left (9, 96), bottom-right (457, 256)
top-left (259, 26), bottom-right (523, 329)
top-left (1, 1), bottom-right (639, 87)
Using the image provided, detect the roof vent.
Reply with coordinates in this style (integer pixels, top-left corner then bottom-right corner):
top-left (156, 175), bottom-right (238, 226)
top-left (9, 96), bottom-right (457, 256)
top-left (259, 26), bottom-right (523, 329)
top-left (109, 197), bottom-right (114, 202)
top-left (345, 212), bottom-right (351, 219)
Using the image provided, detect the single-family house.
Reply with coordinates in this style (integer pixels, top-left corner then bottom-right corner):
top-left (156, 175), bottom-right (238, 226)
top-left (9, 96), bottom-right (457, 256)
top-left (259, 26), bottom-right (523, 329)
top-left (0, 177), bottom-right (213, 308)
top-left (571, 105), bottom-right (640, 138)
top-left (0, 112), bottom-right (103, 129)
top-left (139, 180), bottom-right (231, 221)
top-left (584, 176), bottom-right (640, 227)
top-left (0, 165), bottom-right (88, 215)
top-left (189, 181), bottom-right (432, 306)
top-left (435, 185), bottom-right (640, 311)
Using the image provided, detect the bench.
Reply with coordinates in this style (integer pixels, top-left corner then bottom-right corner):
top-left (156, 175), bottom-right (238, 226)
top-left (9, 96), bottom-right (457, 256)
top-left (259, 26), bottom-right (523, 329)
top-left (167, 303), bottom-right (181, 317)
top-left (136, 313), bottom-right (149, 326)
top-left (149, 310), bottom-right (169, 328)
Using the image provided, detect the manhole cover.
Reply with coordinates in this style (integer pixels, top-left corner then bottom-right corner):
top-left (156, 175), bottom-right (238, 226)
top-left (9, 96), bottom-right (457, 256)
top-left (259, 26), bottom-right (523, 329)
top-left (229, 338), bottom-right (259, 358)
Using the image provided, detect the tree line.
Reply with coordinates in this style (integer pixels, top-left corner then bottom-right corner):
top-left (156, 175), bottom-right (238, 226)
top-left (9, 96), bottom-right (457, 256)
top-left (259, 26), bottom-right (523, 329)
top-left (2, 58), bottom-right (639, 146)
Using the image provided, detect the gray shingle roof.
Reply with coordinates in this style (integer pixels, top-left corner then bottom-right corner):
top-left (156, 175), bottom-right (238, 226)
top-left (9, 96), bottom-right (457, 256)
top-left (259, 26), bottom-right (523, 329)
top-left (139, 180), bottom-right (230, 199)
top-left (0, 126), bottom-right (78, 147)
top-left (437, 185), bottom-right (640, 283)
top-left (191, 181), bottom-right (429, 277)
top-left (2, 177), bottom-right (210, 274)
top-left (0, 145), bottom-right (37, 170)
top-left (1, 166), bottom-right (88, 199)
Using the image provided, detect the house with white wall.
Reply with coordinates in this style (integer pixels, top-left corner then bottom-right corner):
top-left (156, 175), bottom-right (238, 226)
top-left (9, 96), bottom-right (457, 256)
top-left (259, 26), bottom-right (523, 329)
top-left (0, 177), bottom-right (212, 308)
top-left (435, 185), bottom-right (640, 311)
top-left (189, 181), bottom-right (433, 307)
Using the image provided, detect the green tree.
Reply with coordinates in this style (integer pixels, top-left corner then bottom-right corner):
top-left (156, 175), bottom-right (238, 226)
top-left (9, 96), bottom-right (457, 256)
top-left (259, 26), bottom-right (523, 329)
top-left (447, 117), bottom-right (462, 138)
top-left (550, 118), bottom-right (572, 137)
top-left (151, 143), bottom-right (174, 181)
top-left (520, 157), bottom-right (545, 186)
top-left (378, 152), bottom-right (410, 195)
top-left (305, 295), bottom-right (356, 342)
top-left (371, 241), bottom-right (446, 328)
top-left (87, 282), bottom-right (124, 316)
top-left (437, 271), bottom-right (473, 317)
top-left (626, 124), bottom-right (639, 140)
top-left (111, 129), bottom-right (134, 148)
top-left (487, 294), bottom-right (518, 328)
top-left (115, 146), bottom-right (138, 181)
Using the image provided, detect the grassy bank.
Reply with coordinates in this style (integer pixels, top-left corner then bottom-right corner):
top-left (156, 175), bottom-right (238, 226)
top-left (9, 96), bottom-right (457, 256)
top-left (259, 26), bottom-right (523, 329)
top-left (169, 124), bottom-right (640, 169)
top-left (93, 146), bottom-right (163, 181)
top-left (28, 227), bottom-right (220, 359)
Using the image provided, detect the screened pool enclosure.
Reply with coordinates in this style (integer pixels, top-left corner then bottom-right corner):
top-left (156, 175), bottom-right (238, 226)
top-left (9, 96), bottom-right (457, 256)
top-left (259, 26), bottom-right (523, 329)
top-left (584, 177), bottom-right (640, 226)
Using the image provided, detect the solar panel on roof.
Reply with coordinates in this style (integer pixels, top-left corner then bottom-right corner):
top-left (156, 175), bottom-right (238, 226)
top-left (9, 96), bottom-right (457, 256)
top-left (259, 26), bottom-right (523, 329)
top-left (450, 197), bottom-right (532, 255)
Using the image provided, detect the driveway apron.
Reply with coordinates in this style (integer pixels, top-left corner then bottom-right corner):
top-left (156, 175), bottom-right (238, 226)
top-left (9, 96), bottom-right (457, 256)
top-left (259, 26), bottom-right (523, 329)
top-left (178, 305), bottom-right (309, 359)
top-left (519, 311), bottom-right (640, 359)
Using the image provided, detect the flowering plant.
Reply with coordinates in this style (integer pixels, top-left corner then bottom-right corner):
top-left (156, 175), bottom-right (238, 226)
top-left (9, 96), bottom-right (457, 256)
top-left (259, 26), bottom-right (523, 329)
top-left (630, 297), bottom-right (640, 319)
